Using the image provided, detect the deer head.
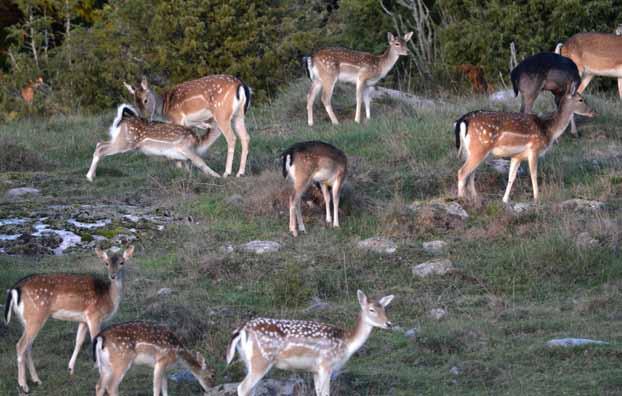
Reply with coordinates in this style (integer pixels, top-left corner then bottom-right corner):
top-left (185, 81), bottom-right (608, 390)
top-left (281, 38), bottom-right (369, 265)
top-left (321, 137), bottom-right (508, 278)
top-left (358, 289), bottom-right (394, 329)
top-left (123, 78), bottom-right (158, 120)
top-left (95, 245), bottom-right (134, 280)
top-left (387, 32), bottom-right (414, 56)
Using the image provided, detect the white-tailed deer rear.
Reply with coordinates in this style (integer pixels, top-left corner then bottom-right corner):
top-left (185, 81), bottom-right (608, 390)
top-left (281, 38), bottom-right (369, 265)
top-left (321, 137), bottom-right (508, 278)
top-left (282, 141), bottom-right (347, 237)
top-left (226, 290), bottom-right (394, 396)
top-left (4, 245), bottom-right (134, 393)
top-left (455, 83), bottom-right (595, 203)
top-left (305, 32), bottom-right (413, 125)
top-left (94, 321), bottom-right (214, 396)
top-left (86, 104), bottom-right (220, 182)
top-left (124, 75), bottom-right (251, 177)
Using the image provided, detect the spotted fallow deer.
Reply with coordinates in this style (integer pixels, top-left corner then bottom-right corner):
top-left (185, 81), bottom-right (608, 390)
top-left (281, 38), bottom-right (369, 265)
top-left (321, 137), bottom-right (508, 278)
top-left (226, 290), bottom-right (394, 396)
top-left (21, 76), bottom-right (44, 105)
top-left (4, 245), bottom-right (134, 394)
top-left (281, 141), bottom-right (347, 237)
top-left (94, 321), bottom-right (214, 396)
top-left (86, 104), bottom-right (220, 182)
top-left (304, 32), bottom-right (413, 126)
top-left (555, 32), bottom-right (622, 98)
top-left (124, 75), bottom-right (251, 177)
top-left (454, 82), bottom-right (595, 203)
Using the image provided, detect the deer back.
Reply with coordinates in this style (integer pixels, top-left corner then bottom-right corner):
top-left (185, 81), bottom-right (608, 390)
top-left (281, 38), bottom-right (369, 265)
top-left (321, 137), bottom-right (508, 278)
top-left (120, 117), bottom-right (199, 144)
top-left (561, 33), bottom-right (622, 71)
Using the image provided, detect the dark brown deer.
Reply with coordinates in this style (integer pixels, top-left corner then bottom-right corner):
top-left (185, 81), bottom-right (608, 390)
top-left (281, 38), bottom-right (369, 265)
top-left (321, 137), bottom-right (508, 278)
top-left (456, 64), bottom-right (490, 94)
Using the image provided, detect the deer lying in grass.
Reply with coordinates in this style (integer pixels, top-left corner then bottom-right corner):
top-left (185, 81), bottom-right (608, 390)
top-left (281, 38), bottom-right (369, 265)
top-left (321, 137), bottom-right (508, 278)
top-left (94, 321), bottom-right (214, 396)
top-left (226, 290), bottom-right (394, 396)
top-left (86, 104), bottom-right (220, 182)
top-left (454, 83), bottom-right (595, 203)
top-left (304, 32), bottom-right (413, 125)
top-left (4, 245), bottom-right (134, 393)
top-left (282, 141), bottom-right (347, 237)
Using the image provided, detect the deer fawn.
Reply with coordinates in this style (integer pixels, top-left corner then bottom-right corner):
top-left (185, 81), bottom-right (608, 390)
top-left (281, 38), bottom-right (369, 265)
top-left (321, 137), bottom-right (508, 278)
top-left (226, 290), bottom-right (394, 396)
top-left (21, 76), bottom-right (44, 105)
top-left (86, 104), bottom-right (220, 182)
top-left (455, 83), bottom-right (595, 203)
top-left (94, 321), bottom-right (214, 396)
top-left (304, 32), bottom-right (413, 126)
top-left (282, 141), bottom-right (347, 237)
top-left (4, 245), bottom-right (134, 393)
top-left (124, 75), bottom-right (251, 177)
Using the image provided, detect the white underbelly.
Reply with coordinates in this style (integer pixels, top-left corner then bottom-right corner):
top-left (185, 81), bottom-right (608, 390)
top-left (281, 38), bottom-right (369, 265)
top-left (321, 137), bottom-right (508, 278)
top-left (140, 145), bottom-right (188, 160)
top-left (275, 355), bottom-right (316, 371)
top-left (491, 146), bottom-right (525, 157)
top-left (52, 309), bottom-right (85, 321)
top-left (134, 352), bottom-right (157, 367)
top-left (312, 168), bottom-right (335, 183)
top-left (337, 73), bottom-right (358, 84)
top-left (183, 109), bottom-right (214, 125)
top-left (584, 65), bottom-right (622, 78)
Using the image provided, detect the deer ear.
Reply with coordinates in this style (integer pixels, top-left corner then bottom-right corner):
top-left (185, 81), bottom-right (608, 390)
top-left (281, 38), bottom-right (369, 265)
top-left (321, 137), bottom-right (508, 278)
top-left (123, 245), bottom-right (135, 260)
top-left (123, 82), bottom-right (135, 95)
top-left (569, 81), bottom-right (577, 95)
top-left (387, 32), bottom-right (395, 42)
top-left (404, 31), bottom-right (414, 41)
top-left (357, 290), bottom-right (368, 306)
top-left (379, 295), bottom-right (395, 307)
top-left (141, 77), bottom-right (149, 90)
top-left (95, 247), bottom-right (108, 262)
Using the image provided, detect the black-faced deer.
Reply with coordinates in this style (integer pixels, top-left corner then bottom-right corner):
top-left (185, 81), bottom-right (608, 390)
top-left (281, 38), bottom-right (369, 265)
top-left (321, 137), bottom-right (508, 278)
top-left (455, 83), bottom-right (595, 203)
top-left (304, 32), bottom-right (413, 126)
top-left (226, 290), bottom-right (394, 396)
top-left (282, 141), bottom-right (347, 237)
top-left (124, 75), bottom-right (251, 177)
top-left (94, 321), bottom-right (214, 396)
top-left (510, 52), bottom-right (581, 135)
top-left (4, 245), bottom-right (134, 393)
top-left (86, 104), bottom-right (220, 182)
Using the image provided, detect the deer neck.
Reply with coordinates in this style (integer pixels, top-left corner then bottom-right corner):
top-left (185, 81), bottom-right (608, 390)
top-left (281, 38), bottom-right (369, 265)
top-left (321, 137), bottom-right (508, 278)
top-left (107, 272), bottom-right (125, 315)
top-left (377, 47), bottom-right (401, 79)
top-left (545, 103), bottom-right (574, 145)
top-left (151, 90), bottom-right (166, 121)
top-left (345, 314), bottom-right (374, 358)
top-left (178, 350), bottom-right (209, 390)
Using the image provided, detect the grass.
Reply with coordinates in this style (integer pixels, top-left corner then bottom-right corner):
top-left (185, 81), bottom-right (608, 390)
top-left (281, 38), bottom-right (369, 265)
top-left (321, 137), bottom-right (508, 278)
top-left (1, 81), bottom-right (622, 395)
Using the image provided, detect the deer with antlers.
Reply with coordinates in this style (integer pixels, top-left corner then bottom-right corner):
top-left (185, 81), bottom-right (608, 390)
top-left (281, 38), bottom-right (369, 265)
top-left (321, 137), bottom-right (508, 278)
top-left (304, 32), bottom-right (413, 126)
top-left (455, 83), bottom-right (596, 203)
top-left (4, 245), bottom-right (134, 393)
top-left (94, 321), bottom-right (214, 396)
top-left (226, 290), bottom-right (394, 396)
top-left (282, 141), bottom-right (347, 237)
top-left (124, 75), bottom-right (251, 177)
top-left (86, 104), bottom-right (220, 182)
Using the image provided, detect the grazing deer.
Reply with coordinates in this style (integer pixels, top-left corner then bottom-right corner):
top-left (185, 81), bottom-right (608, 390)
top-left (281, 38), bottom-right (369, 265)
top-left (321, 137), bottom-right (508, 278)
top-left (4, 245), bottom-right (134, 393)
top-left (456, 64), bottom-right (490, 94)
top-left (86, 104), bottom-right (220, 182)
top-left (226, 290), bottom-right (394, 396)
top-left (282, 141), bottom-right (347, 237)
top-left (510, 52), bottom-right (581, 135)
top-left (124, 75), bottom-right (251, 177)
top-left (304, 32), bottom-right (413, 126)
top-left (21, 76), bottom-right (44, 105)
top-left (555, 33), bottom-right (622, 98)
top-left (94, 321), bottom-right (214, 396)
top-left (454, 83), bottom-right (595, 203)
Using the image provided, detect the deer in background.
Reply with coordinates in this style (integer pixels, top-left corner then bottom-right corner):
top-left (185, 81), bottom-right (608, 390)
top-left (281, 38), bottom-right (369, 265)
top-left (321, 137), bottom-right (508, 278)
top-left (124, 75), bottom-right (251, 177)
top-left (510, 52), bottom-right (582, 136)
top-left (21, 76), bottom-right (44, 105)
top-left (4, 245), bottom-right (134, 393)
top-left (282, 141), bottom-right (347, 237)
top-left (304, 32), bottom-right (413, 126)
top-left (454, 83), bottom-right (595, 203)
top-left (86, 104), bottom-right (220, 182)
top-left (456, 64), bottom-right (490, 94)
top-left (94, 321), bottom-right (214, 396)
top-left (226, 290), bottom-right (394, 396)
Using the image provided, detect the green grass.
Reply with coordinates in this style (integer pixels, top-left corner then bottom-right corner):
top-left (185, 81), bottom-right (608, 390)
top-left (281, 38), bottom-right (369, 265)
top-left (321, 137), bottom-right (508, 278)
top-left (1, 81), bottom-right (622, 395)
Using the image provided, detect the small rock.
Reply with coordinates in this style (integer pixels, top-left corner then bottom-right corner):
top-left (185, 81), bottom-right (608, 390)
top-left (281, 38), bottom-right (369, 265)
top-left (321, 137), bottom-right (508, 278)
top-left (489, 89), bottom-right (515, 102)
top-left (422, 240), bottom-right (447, 255)
top-left (412, 259), bottom-right (454, 278)
top-left (304, 296), bottom-right (330, 312)
top-left (575, 232), bottom-right (599, 249)
top-left (560, 199), bottom-right (605, 212)
top-left (157, 288), bottom-right (173, 297)
top-left (409, 200), bottom-right (469, 220)
top-left (5, 187), bottom-right (40, 200)
top-left (429, 308), bottom-right (448, 320)
top-left (449, 366), bottom-right (462, 376)
top-left (509, 202), bottom-right (535, 214)
top-left (545, 338), bottom-right (608, 347)
top-left (240, 240), bottom-right (282, 254)
top-left (225, 194), bottom-right (243, 207)
top-left (168, 369), bottom-right (195, 383)
top-left (357, 237), bottom-right (397, 254)
top-left (404, 328), bottom-right (417, 338)
top-left (205, 377), bottom-right (306, 396)
top-left (220, 244), bottom-right (235, 254)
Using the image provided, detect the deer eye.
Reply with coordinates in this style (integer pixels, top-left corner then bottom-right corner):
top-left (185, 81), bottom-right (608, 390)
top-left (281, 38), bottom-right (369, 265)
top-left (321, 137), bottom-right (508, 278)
top-left (143, 99), bottom-right (148, 104)
top-left (369, 308), bottom-right (376, 313)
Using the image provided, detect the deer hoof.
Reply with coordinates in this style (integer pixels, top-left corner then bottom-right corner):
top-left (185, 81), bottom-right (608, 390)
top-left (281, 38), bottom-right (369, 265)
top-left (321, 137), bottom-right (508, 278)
top-left (236, 172), bottom-right (244, 178)
top-left (19, 384), bottom-right (29, 394)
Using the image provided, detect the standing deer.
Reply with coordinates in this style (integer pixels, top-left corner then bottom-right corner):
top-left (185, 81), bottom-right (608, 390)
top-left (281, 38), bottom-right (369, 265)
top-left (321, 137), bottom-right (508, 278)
top-left (4, 245), bottom-right (134, 393)
top-left (555, 32), bottom-right (622, 98)
top-left (456, 64), bottom-right (490, 94)
top-left (20, 76), bottom-right (44, 105)
top-left (304, 32), bottom-right (413, 126)
top-left (282, 141), bottom-right (347, 237)
top-left (226, 290), bottom-right (394, 396)
top-left (124, 75), bottom-right (251, 177)
top-left (86, 104), bottom-right (220, 182)
top-left (510, 52), bottom-right (581, 135)
top-left (94, 321), bottom-right (214, 396)
top-left (454, 83), bottom-right (595, 203)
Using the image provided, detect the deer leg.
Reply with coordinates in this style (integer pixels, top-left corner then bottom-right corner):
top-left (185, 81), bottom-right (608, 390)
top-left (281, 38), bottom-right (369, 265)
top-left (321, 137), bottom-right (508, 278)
top-left (161, 370), bottom-right (169, 396)
top-left (577, 74), bottom-right (594, 94)
top-left (467, 172), bottom-right (478, 200)
top-left (86, 142), bottom-right (109, 182)
top-left (321, 78), bottom-right (339, 125)
top-left (17, 319), bottom-right (45, 393)
top-left (96, 371), bottom-right (112, 396)
top-left (26, 344), bottom-right (41, 385)
top-left (290, 176), bottom-right (311, 236)
top-left (315, 367), bottom-right (331, 396)
top-left (618, 78), bottom-right (622, 99)
top-left (355, 80), bottom-right (364, 123)
top-left (180, 147), bottom-right (220, 178)
top-left (237, 361), bottom-right (273, 396)
top-left (153, 362), bottom-right (165, 396)
top-left (363, 86), bottom-right (373, 120)
top-left (107, 362), bottom-right (131, 396)
top-left (215, 115), bottom-right (237, 177)
top-left (502, 157), bottom-right (522, 203)
top-left (233, 114), bottom-right (250, 177)
top-left (68, 322), bottom-right (88, 375)
top-left (527, 151), bottom-right (539, 202)
top-left (307, 79), bottom-right (322, 126)
top-left (320, 183), bottom-right (332, 224)
top-left (458, 153), bottom-right (486, 199)
top-left (331, 176), bottom-right (344, 228)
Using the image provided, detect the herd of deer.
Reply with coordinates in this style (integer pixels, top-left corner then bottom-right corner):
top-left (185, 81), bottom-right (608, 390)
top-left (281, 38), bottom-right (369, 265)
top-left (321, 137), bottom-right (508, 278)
top-left (5, 27), bottom-right (622, 395)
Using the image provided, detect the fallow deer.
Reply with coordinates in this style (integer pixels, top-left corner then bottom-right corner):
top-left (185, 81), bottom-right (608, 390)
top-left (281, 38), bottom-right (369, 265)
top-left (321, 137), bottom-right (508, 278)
top-left (124, 75), bottom-right (251, 177)
top-left (94, 321), bottom-right (214, 396)
top-left (282, 141), bottom-right (347, 237)
top-left (226, 290), bottom-right (394, 396)
top-left (456, 64), bottom-right (490, 95)
top-left (454, 82), bottom-right (595, 203)
top-left (20, 76), bottom-right (44, 105)
top-left (4, 245), bottom-right (134, 393)
top-left (555, 32), bottom-right (622, 98)
top-left (510, 52), bottom-right (581, 135)
top-left (304, 32), bottom-right (413, 126)
top-left (86, 104), bottom-right (220, 182)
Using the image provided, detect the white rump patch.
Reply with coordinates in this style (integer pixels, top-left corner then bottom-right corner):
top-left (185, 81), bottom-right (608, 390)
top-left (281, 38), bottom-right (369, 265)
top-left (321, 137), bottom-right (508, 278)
top-left (459, 121), bottom-right (470, 159)
top-left (109, 104), bottom-right (138, 141)
top-left (554, 43), bottom-right (563, 54)
top-left (286, 155), bottom-right (294, 178)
